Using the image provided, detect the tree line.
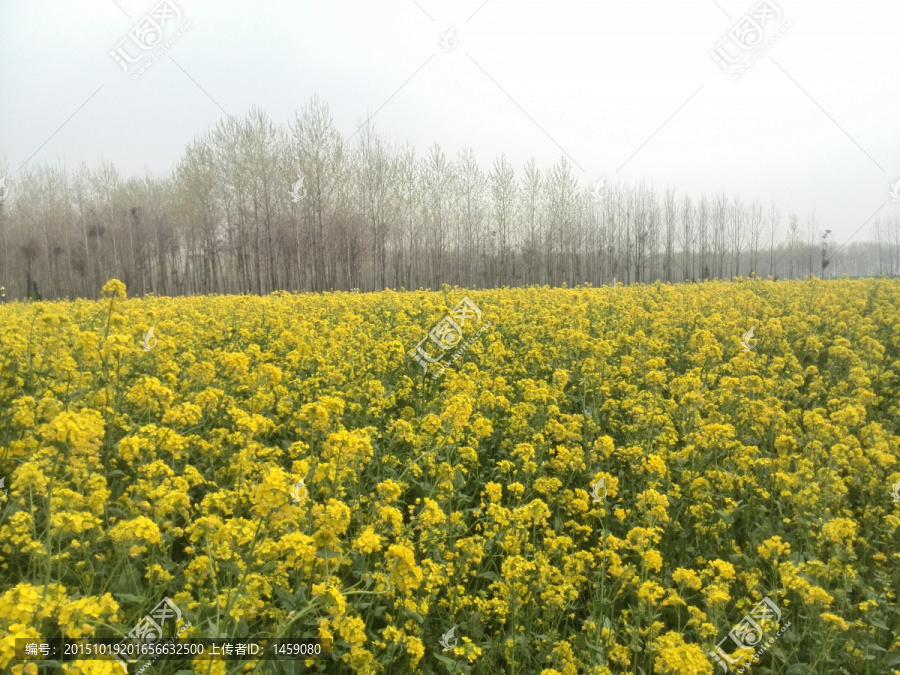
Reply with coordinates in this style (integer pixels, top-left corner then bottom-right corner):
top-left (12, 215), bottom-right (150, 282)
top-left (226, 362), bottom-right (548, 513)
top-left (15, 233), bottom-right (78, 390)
top-left (1, 95), bottom-right (898, 302)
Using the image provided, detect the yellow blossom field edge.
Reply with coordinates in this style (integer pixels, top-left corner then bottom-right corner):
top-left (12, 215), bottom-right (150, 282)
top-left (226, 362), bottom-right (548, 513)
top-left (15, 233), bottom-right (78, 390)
top-left (0, 277), bottom-right (899, 674)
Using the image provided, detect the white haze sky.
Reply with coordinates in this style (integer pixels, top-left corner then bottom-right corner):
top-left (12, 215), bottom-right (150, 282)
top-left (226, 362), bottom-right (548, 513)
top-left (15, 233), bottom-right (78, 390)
top-left (1, 0), bottom-right (899, 244)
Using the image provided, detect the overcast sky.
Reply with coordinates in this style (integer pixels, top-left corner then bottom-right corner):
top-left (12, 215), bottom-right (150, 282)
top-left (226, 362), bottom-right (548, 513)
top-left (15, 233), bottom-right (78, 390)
top-left (1, 0), bottom-right (898, 244)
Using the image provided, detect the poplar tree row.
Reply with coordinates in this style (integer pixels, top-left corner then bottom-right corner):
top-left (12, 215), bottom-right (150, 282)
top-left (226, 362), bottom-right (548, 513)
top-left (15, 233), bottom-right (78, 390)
top-left (1, 95), bottom-right (898, 301)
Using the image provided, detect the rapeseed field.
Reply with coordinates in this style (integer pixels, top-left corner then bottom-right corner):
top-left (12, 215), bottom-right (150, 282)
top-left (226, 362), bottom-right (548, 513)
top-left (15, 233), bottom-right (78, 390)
top-left (1, 278), bottom-right (898, 674)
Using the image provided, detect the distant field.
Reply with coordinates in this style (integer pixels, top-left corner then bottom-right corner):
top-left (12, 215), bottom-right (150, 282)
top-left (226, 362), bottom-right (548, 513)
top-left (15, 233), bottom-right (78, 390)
top-left (1, 278), bottom-right (899, 674)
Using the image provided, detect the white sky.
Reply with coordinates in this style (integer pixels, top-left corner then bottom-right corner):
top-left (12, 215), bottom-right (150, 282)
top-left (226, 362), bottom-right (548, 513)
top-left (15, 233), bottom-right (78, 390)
top-left (1, 0), bottom-right (898, 244)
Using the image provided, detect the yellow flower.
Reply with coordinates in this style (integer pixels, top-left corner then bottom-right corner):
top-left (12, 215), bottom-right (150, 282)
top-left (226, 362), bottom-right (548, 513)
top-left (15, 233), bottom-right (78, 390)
top-left (609, 643), bottom-right (632, 666)
top-left (673, 568), bottom-right (702, 591)
top-left (100, 278), bottom-right (127, 299)
top-left (472, 416), bottom-right (493, 437)
top-left (703, 584), bottom-right (731, 608)
top-left (11, 462), bottom-right (50, 493)
top-left (353, 526), bottom-right (383, 554)
top-left (638, 581), bottom-right (666, 603)
top-left (0, 512), bottom-right (45, 557)
top-left (643, 549), bottom-right (663, 573)
top-left (820, 518), bottom-right (858, 551)
top-left (651, 631), bottom-right (713, 674)
top-left (821, 612), bottom-right (850, 630)
top-left (39, 410), bottom-right (106, 454)
top-left (706, 560), bottom-right (736, 581)
top-left (534, 476), bottom-right (563, 496)
top-left (0, 623), bottom-right (42, 672)
top-left (108, 516), bottom-right (162, 546)
top-left (385, 544), bottom-right (423, 593)
top-left (758, 535), bottom-right (791, 561)
top-left (0, 279), bottom-right (895, 674)
top-left (376, 479), bottom-right (403, 504)
top-left (0, 583), bottom-right (67, 624)
top-left (484, 482), bottom-right (503, 503)
top-left (334, 614), bottom-right (367, 646)
top-left (636, 489), bottom-right (670, 522)
top-left (57, 594), bottom-right (119, 638)
top-left (642, 454), bottom-right (668, 479)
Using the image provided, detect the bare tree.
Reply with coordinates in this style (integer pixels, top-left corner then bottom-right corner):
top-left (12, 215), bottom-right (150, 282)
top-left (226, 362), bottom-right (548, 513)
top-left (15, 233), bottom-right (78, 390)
top-left (787, 212), bottom-right (801, 278)
top-left (354, 124), bottom-right (396, 290)
top-left (1, 95), bottom-right (894, 301)
top-left (806, 209), bottom-right (819, 276)
top-left (820, 229), bottom-right (832, 277)
top-left (519, 158), bottom-right (543, 285)
top-left (663, 186), bottom-right (676, 282)
top-left (629, 182), bottom-right (657, 283)
top-left (678, 193), bottom-right (694, 281)
top-left (423, 143), bottom-right (453, 289)
top-left (712, 192), bottom-right (729, 278)
top-left (455, 147), bottom-right (487, 288)
top-left (290, 96), bottom-right (345, 291)
top-left (747, 197), bottom-right (763, 277)
top-left (696, 194), bottom-right (710, 280)
top-left (766, 200), bottom-right (780, 278)
top-left (544, 157), bottom-right (579, 286)
top-left (604, 184), bottom-right (624, 284)
top-left (489, 154), bottom-right (517, 286)
top-left (729, 197), bottom-right (745, 278)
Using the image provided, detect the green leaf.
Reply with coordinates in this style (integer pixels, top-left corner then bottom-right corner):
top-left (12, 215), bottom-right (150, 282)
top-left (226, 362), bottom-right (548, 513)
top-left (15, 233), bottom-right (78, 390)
top-left (403, 610), bottom-right (425, 624)
top-left (434, 653), bottom-right (461, 670)
top-left (219, 561), bottom-right (243, 577)
top-left (587, 641), bottom-right (605, 655)
top-left (207, 625), bottom-right (226, 639)
top-left (236, 617), bottom-right (250, 638)
top-left (477, 571), bottom-right (501, 582)
top-left (274, 587), bottom-right (295, 608)
top-left (113, 567), bottom-right (141, 594)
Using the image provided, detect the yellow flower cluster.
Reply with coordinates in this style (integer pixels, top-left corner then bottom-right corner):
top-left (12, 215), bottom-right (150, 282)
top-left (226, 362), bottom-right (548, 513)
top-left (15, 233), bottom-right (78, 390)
top-left (0, 277), bottom-right (898, 674)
